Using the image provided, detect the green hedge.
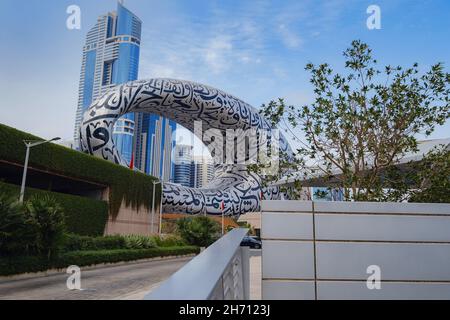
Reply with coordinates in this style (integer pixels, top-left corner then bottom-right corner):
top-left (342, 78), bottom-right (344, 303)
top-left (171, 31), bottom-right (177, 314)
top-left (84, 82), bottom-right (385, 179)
top-left (0, 246), bottom-right (200, 276)
top-left (0, 181), bottom-right (108, 236)
top-left (0, 123), bottom-right (161, 217)
top-left (62, 234), bottom-right (126, 251)
top-left (62, 233), bottom-right (187, 251)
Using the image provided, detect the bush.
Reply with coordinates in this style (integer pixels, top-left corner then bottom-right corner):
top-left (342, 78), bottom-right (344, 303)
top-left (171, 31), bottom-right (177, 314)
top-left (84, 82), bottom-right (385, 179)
top-left (154, 234), bottom-right (186, 247)
top-left (0, 181), bottom-right (108, 236)
top-left (0, 255), bottom-right (51, 276)
top-left (26, 194), bottom-right (66, 259)
top-left (176, 216), bottom-right (221, 247)
top-left (62, 234), bottom-right (126, 252)
top-left (58, 247), bottom-right (198, 267)
top-left (62, 234), bottom-right (163, 251)
top-left (123, 234), bottom-right (157, 249)
top-left (0, 192), bottom-right (39, 256)
top-left (0, 246), bottom-right (200, 276)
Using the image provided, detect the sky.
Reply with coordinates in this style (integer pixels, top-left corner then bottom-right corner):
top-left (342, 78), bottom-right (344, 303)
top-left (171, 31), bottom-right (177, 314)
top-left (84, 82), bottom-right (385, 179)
top-left (0, 0), bottom-right (449, 151)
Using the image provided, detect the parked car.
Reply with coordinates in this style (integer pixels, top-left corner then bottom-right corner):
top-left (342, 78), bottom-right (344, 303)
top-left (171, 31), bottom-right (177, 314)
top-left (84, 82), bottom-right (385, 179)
top-left (240, 236), bottom-right (262, 249)
top-left (249, 235), bottom-right (261, 242)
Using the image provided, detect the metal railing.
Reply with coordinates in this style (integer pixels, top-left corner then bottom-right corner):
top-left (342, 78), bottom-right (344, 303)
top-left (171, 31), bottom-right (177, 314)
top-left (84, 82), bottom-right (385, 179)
top-left (145, 228), bottom-right (250, 300)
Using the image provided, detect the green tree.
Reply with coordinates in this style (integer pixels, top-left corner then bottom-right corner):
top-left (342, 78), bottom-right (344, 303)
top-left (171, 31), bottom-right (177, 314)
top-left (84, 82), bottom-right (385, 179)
top-left (408, 146), bottom-right (450, 203)
top-left (260, 40), bottom-right (450, 201)
top-left (176, 216), bottom-right (221, 247)
top-left (26, 195), bottom-right (66, 259)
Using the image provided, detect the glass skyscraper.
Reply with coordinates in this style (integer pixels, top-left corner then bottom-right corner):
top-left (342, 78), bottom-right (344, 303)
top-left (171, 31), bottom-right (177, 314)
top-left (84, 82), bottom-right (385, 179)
top-left (74, 1), bottom-right (177, 180)
top-left (134, 114), bottom-right (177, 181)
top-left (173, 144), bottom-right (193, 187)
top-left (190, 156), bottom-right (214, 188)
top-left (73, 2), bottom-right (141, 165)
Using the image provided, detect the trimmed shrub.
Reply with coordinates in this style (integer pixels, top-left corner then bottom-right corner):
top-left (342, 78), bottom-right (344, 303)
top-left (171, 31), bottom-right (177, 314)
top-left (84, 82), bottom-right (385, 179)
top-left (0, 123), bottom-right (161, 217)
top-left (0, 255), bottom-right (51, 276)
top-left (62, 234), bottom-right (164, 251)
top-left (62, 234), bottom-right (126, 252)
top-left (0, 246), bottom-right (200, 276)
top-left (0, 181), bottom-right (108, 236)
top-left (57, 247), bottom-right (198, 267)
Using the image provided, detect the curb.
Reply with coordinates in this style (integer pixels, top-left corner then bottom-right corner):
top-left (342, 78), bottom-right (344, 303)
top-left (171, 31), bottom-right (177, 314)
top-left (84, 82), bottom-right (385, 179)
top-left (0, 254), bottom-right (196, 284)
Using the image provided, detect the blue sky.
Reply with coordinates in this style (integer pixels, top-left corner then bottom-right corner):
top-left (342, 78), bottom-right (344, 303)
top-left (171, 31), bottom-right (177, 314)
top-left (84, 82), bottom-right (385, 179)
top-left (0, 0), bottom-right (449, 147)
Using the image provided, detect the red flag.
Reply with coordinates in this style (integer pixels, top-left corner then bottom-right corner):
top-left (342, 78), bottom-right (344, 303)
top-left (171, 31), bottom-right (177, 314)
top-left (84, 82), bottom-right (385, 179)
top-left (129, 153), bottom-right (134, 170)
top-left (220, 200), bottom-right (225, 211)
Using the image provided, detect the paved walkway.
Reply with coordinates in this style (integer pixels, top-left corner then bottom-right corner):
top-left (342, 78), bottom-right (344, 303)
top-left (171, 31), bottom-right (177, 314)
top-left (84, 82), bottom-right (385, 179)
top-left (0, 256), bottom-right (192, 300)
top-left (250, 250), bottom-right (262, 300)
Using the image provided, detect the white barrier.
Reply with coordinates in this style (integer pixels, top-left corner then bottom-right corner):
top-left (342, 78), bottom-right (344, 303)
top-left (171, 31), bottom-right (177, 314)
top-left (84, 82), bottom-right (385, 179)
top-left (261, 200), bottom-right (450, 300)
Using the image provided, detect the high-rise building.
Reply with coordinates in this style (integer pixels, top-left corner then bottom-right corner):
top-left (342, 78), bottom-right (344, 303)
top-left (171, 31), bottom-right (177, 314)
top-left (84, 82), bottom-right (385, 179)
top-left (190, 156), bottom-right (214, 188)
top-left (73, 2), bottom-right (142, 164)
top-left (173, 145), bottom-right (193, 187)
top-left (134, 114), bottom-right (177, 181)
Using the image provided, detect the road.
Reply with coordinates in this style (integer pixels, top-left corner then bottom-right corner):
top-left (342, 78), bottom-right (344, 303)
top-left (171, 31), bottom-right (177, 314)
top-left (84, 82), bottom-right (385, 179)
top-left (0, 256), bottom-right (192, 300)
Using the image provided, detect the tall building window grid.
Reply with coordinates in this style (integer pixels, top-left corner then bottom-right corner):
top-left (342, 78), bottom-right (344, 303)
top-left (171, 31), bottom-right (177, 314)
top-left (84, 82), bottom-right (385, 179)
top-left (73, 2), bottom-right (142, 165)
top-left (173, 145), bottom-right (193, 187)
top-left (190, 156), bottom-right (214, 188)
top-left (74, 2), bottom-right (177, 180)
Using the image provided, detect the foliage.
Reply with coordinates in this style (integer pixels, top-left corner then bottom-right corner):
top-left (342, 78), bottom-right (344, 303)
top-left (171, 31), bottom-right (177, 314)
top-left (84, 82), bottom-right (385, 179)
top-left (0, 181), bottom-right (108, 236)
top-left (154, 234), bottom-right (186, 247)
top-left (62, 233), bottom-right (126, 251)
top-left (176, 216), bottom-right (221, 247)
top-left (0, 192), bottom-right (39, 256)
top-left (0, 123), bottom-right (161, 217)
top-left (161, 220), bottom-right (178, 234)
top-left (62, 233), bottom-right (186, 251)
top-left (408, 147), bottom-right (450, 203)
top-left (258, 40), bottom-right (450, 201)
top-left (123, 234), bottom-right (157, 249)
top-left (0, 246), bottom-right (200, 276)
top-left (26, 194), bottom-right (66, 259)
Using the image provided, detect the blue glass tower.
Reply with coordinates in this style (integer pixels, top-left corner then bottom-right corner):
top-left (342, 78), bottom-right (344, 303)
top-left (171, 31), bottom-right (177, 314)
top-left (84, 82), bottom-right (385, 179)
top-left (173, 145), bottom-right (193, 187)
top-left (74, 2), bottom-right (141, 165)
top-left (134, 114), bottom-right (177, 181)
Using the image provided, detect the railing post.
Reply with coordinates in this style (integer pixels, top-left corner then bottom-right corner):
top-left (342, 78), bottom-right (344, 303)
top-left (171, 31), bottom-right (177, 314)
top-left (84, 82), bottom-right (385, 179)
top-left (241, 246), bottom-right (250, 300)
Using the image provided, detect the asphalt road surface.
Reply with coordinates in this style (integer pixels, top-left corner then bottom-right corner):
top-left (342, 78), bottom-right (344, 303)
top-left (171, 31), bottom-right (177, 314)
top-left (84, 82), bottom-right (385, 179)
top-left (0, 256), bottom-right (192, 300)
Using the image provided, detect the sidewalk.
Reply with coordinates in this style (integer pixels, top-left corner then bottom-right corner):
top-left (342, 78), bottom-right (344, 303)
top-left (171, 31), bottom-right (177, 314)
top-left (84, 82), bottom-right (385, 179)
top-left (250, 250), bottom-right (261, 300)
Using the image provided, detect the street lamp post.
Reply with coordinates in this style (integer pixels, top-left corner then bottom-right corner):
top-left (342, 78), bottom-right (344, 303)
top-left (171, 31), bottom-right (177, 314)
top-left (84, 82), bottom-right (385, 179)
top-left (158, 179), bottom-right (164, 235)
top-left (19, 137), bottom-right (61, 203)
top-left (158, 148), bottom-right (166, 235)
top-left (150, 146), bottom-right (166, 235)
top-left (151, 180), bottom-right (161, 234)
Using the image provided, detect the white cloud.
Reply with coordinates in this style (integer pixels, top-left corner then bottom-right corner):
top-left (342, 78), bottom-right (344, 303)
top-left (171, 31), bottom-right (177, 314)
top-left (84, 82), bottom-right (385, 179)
top-left (203, 36), bottom-right (233, 74)
top-left (273, 67), bottom-right (288, 78)
top-left (278, 24), bottom-right (303, 48)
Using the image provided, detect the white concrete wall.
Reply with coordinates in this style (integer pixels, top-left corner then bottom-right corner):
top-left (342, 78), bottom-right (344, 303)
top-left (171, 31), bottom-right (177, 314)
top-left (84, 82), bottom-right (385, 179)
top-left (261, 200), bottom-right (450, 300)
